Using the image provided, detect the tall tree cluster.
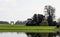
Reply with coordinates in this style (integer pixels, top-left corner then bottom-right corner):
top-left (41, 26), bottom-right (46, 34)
top-left (26, 14), bottom-right (45, 37)
top-left (26, 5), bottom-right (57, 37)
top-left (26, 14), bottom-right (45, 26)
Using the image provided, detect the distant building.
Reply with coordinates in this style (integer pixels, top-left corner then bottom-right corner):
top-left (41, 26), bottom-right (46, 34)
top-left (10, 21), bottom-right (14, 25)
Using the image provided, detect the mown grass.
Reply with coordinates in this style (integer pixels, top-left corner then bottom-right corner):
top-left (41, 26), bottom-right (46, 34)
top-left (0, 24), bottom-right (56, 33)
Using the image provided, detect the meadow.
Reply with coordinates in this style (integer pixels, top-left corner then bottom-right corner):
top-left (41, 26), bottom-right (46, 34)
top-left (0, 24), bottom-right (56, 33)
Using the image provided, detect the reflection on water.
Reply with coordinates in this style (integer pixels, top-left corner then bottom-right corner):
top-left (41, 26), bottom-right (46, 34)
top-left (0, 32), bottom-right (27, 37)
top-left (0, 32), bottom-right (60, 37)
top-left (56, 35), bottom-right (59, 37)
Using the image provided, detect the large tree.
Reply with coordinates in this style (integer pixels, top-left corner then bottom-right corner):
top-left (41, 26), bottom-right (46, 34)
top-left (37, 14), bottom-right (45, 25)
top-left (44, 5), bottom-right (55, 26)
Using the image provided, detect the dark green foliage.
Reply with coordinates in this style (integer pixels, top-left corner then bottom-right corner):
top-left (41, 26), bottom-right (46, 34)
top-left (26, 14), bottom-right (45, 37)
top-left (26, 5), bottom-right (57, 37)
top-left (26, 14), bottom-right (45, 26)
top-left (53, 21), bottom-right (57, 26)
top-left (37, 14), bottom-right (45, 25)
top-left (47, 16), bottom-right (53, 26)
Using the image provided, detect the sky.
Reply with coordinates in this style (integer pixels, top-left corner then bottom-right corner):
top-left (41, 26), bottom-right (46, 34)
top-left (0, 0), bottom-right (60, 22)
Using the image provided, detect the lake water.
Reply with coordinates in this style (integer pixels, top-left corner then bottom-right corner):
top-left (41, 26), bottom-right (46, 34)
top-left (0, 32), bottom-right (59, 37)
top-left (0, 32), bottom-right (28, 37)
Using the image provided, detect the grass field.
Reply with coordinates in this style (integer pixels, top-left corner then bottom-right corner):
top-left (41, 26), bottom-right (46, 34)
top-left (0, 24), bottom-right (56, 33)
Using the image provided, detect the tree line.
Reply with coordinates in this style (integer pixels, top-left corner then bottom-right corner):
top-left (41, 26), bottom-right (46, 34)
top-left (26, 5), bottom-right (60, 37)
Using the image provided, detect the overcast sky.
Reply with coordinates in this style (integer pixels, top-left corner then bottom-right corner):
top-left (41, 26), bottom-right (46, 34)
top-left (0, 0), bottom-right (60, 22)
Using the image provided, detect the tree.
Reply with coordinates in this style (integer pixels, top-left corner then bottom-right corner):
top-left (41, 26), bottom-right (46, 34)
top-left (26, 18), bottom-right (32, 26)
top-left (44, 5), bottom-right (55, 26)
top-left (32, 14), bottom-right (38, 26)
top-left (0, 21), bottom-right (9, 24)
top-left (15, 21), bottom-right (22, 24)
top-left (26, 14), bottom-right (45, 37)
top-left (40, 20), bottom-right (48, 26)
top-left (57, 18), bottom-right (60, 25)
top-left (37, 14), bottom-right (45, 25)
top-left (57, 18), bottom-right (60, 28)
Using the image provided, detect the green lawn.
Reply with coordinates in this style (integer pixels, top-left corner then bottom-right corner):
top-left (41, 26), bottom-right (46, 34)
top-left (0, 24), bottom-right (56, 33)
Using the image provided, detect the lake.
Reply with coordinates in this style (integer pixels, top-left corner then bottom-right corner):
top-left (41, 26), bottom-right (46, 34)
top-left (0, 32), bottom-right (27, 37)
top-left (0, 32), bottom-right (59, 37)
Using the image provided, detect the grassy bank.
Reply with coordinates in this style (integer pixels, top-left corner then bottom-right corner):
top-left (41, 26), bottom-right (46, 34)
top-left (0, 24), bottom-right (56, 33)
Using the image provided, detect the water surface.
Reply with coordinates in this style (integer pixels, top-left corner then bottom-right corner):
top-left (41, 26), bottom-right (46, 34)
top-left (0, 32), bottom-right (27, 37)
